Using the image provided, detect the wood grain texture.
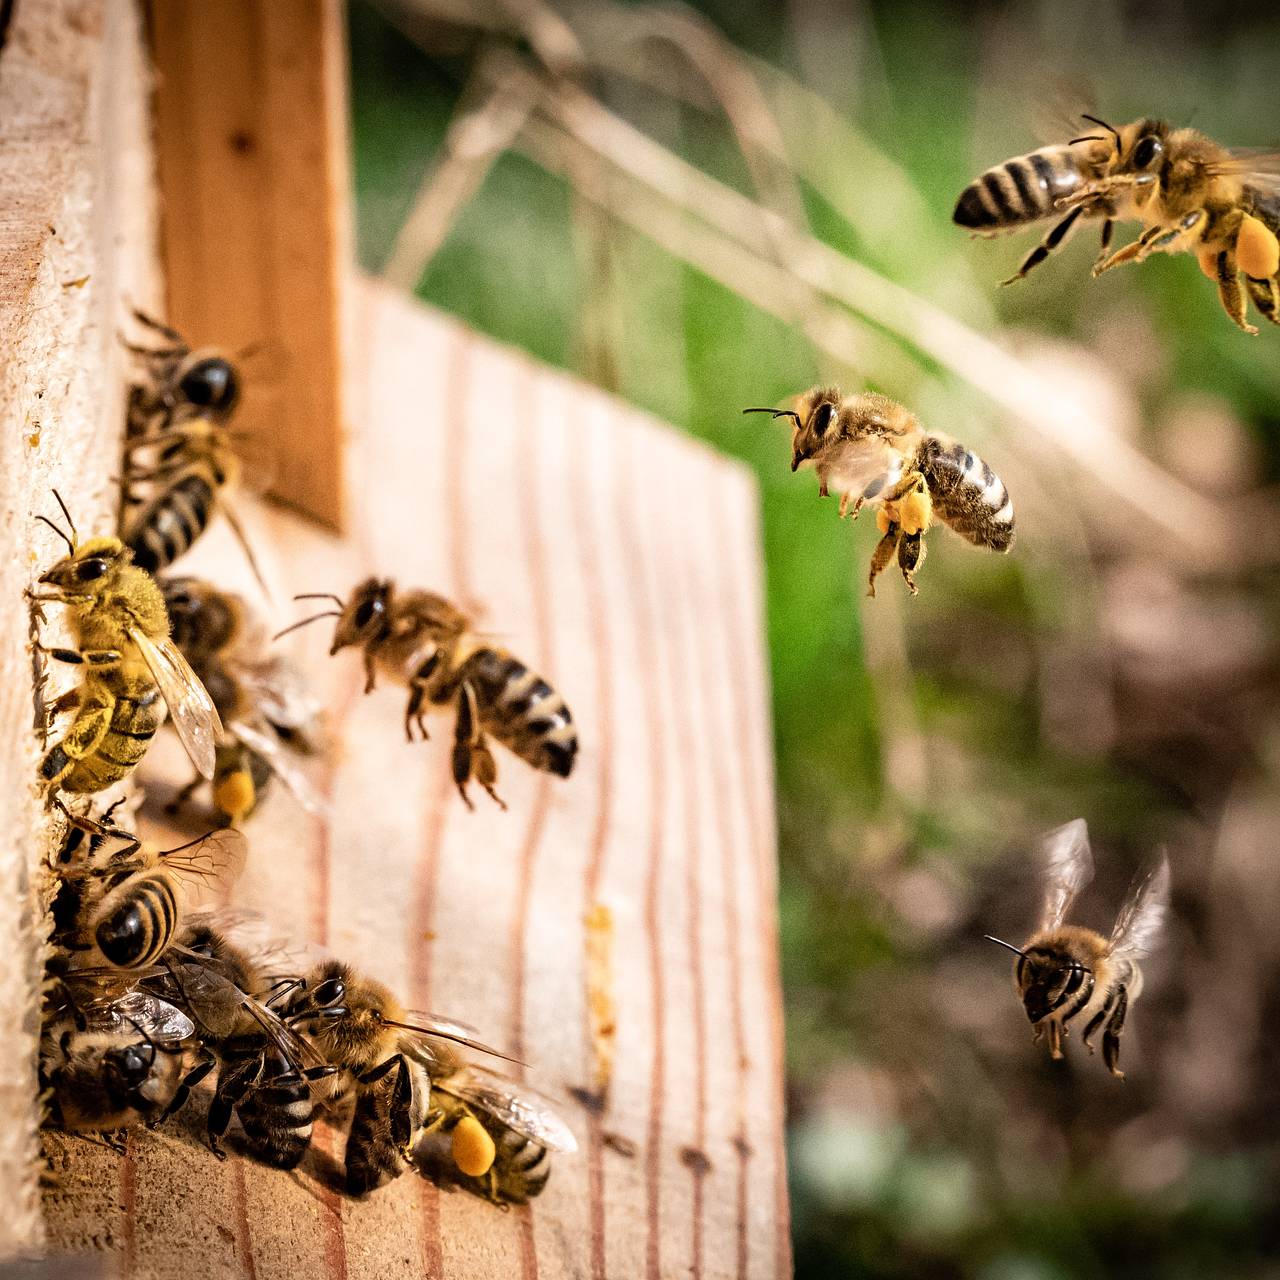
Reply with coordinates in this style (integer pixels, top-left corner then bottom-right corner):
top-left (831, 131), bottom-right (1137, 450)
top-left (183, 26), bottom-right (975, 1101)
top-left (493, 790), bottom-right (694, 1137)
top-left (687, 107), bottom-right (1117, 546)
top-left (0, 0), bottom-right (159, 1254)
top-left (146, 0), bottom-right (352, 530)
top-left (42, 280), bottom-right (790, 1278)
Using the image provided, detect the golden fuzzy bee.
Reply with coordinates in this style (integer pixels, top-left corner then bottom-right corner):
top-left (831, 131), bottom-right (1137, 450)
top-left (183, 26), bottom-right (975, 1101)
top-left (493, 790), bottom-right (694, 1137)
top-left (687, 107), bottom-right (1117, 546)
top-left (955, 115), bottom-right (1280, 332)
top-left (746, 388), bottom-right (1015, 596)
top-left (986, 819), bottom-right (1170, 1079)
top-left (30, 493), bottom-right (221, 800)
top-left (162, 576), bottom-right (326, 825)
top-left (278, 580), bottom-right (578, 807)
top-left (51, 815), bottom-right (245, 971)
top-left (40, 987), bottom-right (197, 1135)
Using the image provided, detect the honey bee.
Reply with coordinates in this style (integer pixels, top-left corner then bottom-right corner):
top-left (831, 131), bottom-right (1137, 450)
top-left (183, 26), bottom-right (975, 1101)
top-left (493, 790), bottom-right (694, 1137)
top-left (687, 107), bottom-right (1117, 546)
top-left (985, 818), bottom-right (1170, 1079)
top-left (278, 580), bottom-right (578, 807)
top-left (745, 388), bottom-right (1015, 596)
top-left (51, 817), bottom-right (245, 971)
top-left (40, 987), bottom-right (197, 1134)
top-left (30, 493), bottom-right (221, 799)
top-left (412, 1065), bottom-right (579, 1205)
top-left (123, 309), bottom-right (241, 439)
top-left (955, 116), bottom-right (1280, 332)
top-left (161, 576), bottom-right (326, 824)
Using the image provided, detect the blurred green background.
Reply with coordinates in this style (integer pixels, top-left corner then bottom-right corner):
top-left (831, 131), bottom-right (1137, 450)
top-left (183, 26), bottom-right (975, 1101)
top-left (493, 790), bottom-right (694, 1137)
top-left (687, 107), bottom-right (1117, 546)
top-left (347, 2), bottom-right (1280, 1274)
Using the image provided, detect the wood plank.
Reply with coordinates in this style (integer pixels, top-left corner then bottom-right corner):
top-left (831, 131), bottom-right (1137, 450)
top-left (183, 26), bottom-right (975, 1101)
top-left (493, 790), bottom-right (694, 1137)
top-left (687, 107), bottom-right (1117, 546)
top-left (42, 281), bottom-right (789, 1278)
top-left (0, 0), bottom-right (159, 1254)
top-left (147, 0), bottom-right (352, 530)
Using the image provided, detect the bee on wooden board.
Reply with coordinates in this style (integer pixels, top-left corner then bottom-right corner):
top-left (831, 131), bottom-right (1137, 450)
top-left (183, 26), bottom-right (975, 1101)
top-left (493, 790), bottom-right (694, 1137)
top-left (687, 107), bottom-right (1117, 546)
top-left (30, 492), bottom-right (221, 802)
top-left (745, 388), bottom-right (1015, 596)
top-left (276, 580), bottom-right (578, 808)
top-left (954, 115), bottom-right (1280, 333)
top-left (161, 576), bottom-right (326, 825)
top-left (51, 813), bottom-right (245, 971)
top-left (39, 985), bottom-right (197, 1137)
top-left (985, 818), bottom-right (1170, 1079)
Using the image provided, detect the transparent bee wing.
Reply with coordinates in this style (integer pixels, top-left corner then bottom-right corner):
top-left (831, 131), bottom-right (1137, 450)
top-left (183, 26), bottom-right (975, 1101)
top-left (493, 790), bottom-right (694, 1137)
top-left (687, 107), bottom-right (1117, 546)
top-left (184, 906), bottom-right (327, 978)
top-left (131, 627), bottom-right (222, 780)
top-left (97, 990), bottom-right (196, 1044)
top-left (391, 1010), bottom-right (521, 1066)
top-left (157, 827), bottom-right (248, 888)
top-left (1214, 148), bottom-right (1280, 186)
top-left (229, 718), bottom-right (329, 816)
top-left (1107, 855), bottom-right (1170, 961)
top-left (1038, 818), bottom-right (1094, 932)
top-left (236, 656), bottom-right (325, 742)
top-left (437, 1065), bottom-right (579, 1153)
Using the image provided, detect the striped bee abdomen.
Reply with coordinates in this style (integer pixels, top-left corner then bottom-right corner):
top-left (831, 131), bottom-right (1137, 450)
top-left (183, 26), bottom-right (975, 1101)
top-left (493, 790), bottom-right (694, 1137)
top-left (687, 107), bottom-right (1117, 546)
top-left (52, 679), bottom-right (165, 794)
top-left (490, 1129), bottom-right (551, 1203)
top-left (954, 146), bottom-right (1084, 231)
top-left (238, 1070), bottom-right (317, 1171)
top-left (93, 871), bottom-right (179, 968)
top-left (127, 470), bottom-right (218, 573)
top-left (915, 437), bottom-right (1015, 552)
top-left (456, 648), bottom-right (578, 778)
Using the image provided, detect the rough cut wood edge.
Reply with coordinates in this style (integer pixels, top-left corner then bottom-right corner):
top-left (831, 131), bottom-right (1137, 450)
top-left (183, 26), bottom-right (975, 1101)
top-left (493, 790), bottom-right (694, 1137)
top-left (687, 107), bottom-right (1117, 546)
top-left (0, 0), bottom-right (160, 1256)
top-left (146, 0), bottom-right (353, 532)
top-left (41, 279), bottom-right (790, 1279)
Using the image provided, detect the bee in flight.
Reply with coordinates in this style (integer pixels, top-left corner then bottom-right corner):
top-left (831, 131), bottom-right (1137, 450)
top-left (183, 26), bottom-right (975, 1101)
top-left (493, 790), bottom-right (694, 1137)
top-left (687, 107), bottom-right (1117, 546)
top-left (745, 388), bottom-right (1015, 596)
top-left (30, 492), bottom-right (221, 802)
top-left (955, 115), bottom-right (1280, 333)
top-left (985, 818), bottom-right (1170, 1079)
top-left (276, 580), bottom-right (578, 808)
top-left (162, 576), bottom-right (326, 825)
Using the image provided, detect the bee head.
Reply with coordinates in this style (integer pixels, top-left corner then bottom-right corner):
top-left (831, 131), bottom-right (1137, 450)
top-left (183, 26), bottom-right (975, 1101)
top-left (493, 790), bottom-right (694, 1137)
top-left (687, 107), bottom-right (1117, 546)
top-left (329, 578), bottom-right (394, 655)
top-left (1014, 945), bottom-right (1090, 1024)
top-left (163, 576), bottom-right (240, 653)
top-left (38, 536), bottom-right (132, 595)
top-left (744, 387), bottom-right (842, 472)
top-left (176, 354), bottom-right (240, 416)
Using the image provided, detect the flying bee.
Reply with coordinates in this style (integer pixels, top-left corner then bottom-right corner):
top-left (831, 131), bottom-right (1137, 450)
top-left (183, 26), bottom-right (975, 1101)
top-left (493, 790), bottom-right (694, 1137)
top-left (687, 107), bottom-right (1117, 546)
top-left (277, 580), bottom-right (578, 808)
top-left (30, 492), bottom-right (221, 800)
top-left (955, 115), bottom-right (1280, 332)
top-left (745, 388), bottom-right (1015, 596)
top-left (51, 817), bottom-right (245, 971)
top-left (147, 917), bottom-right (340, 1165)
top-left (123, 308), bottom-right (242, 439)
top-left (412, 1065), bottom-right (579, 1205)
top-left (161, 576), bottom-right (326, 824)
top-left (985, 818), bottom-right (1171, 1079)
top-left (40, 987), bottom-right (197, 1135)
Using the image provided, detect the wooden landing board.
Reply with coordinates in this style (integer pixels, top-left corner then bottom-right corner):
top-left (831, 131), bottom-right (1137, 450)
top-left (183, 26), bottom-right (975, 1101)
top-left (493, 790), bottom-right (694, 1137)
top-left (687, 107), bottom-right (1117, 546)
top-left (146, 0), bottom-right (352, 530)
top-left (42, 280), bottom-right (790, 1280)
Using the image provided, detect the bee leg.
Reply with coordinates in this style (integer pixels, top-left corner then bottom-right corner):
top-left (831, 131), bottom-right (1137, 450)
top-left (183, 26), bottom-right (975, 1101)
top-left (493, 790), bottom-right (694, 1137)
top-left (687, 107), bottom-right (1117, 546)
top-left (129, 306), bottom-right (188, 347)
top-left (1000, 205), bottom-right (1083, 285)
top-left (838, 492), bottom-right (863, 519)
top-left (1245, 275), bottom-right (1280, 326)
top-left (1092, 216), bottom-right (1115, 272)
top-left (405, 684), bottom-right (427, 743)
top-left (40, 696), bottom-right (115, 792)
top-left (1081, 989), bottom-right (1116, 1055)
top-left (1102, 984), bottom-right (1129, 1080)
top-left (157, 1048), bottom-right (217, 1124)
top-left (362, 650), bottom-right (378, 696)
top-left (866, 519), bottom-right (900, 599)
top-left (1046, 1018), bottom-right (1064, 1060)
top-left (1213, 249), bottom-right (1260, 335)
top-left (451, 683), bottom-right (480, 810)
top-left (207, 1056), bottom-right (263, 1159)
top-left (897, 529), bottom-right (925, 596)
top-left (45, 688), bottom-right (82, 722)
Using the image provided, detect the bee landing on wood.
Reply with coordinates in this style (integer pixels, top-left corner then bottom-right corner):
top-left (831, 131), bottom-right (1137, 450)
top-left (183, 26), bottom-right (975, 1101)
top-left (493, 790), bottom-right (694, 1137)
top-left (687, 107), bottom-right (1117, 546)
top-left (955, 115), bottom-right (1280, 333)
top-left (986, 818), bottom-right (1170, 1079)
top-left (276, 580), bottom-right (578, 808)
top-left (746, 388), bottom-right (1015, 597)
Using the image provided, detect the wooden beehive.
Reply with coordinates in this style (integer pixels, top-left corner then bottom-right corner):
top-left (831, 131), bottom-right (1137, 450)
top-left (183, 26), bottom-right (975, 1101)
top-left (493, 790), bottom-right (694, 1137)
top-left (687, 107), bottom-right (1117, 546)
top-left (0, 3), bottom-right (790, 1275)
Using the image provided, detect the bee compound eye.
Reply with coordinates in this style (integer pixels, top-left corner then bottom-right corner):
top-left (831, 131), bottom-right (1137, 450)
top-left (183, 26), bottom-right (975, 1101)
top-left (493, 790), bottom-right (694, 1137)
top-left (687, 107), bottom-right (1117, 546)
top-left (77, 558), bottom-right (108, 582)
top-left (353, 596), bottom-right (384, 629)
top-left (811, 403), bottom-right (837, 436)
top-left (181, 358), bottom-right (239, 411)
top-left (1133, 135), bottom-right (1162, 168)
top-left (313, 978), bottom-right (345, 1007)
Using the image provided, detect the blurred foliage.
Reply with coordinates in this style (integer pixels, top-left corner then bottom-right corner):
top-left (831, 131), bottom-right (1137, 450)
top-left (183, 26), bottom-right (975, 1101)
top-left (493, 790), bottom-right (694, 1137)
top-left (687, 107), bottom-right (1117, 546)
top-left (349, 1), bottom-right (1280, 1275)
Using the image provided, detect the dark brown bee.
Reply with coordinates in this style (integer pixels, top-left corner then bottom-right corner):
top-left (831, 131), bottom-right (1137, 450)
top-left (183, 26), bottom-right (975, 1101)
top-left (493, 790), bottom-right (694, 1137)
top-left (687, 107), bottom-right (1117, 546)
top-left (278, 580), bottom-right (577, 807)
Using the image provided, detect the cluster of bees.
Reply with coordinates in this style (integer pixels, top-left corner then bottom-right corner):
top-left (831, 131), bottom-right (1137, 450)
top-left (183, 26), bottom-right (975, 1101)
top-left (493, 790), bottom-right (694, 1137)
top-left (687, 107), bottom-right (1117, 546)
top-left (32, 314), bottom-right (577, 1202)
top-left (30, 111), bottom-right (1279, 1202)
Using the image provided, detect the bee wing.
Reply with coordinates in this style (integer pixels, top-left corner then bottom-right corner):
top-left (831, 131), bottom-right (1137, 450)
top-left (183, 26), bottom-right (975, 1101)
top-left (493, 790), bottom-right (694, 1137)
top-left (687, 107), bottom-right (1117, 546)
top-left (229, 718), bottom-right (329, 816)
top-left (437, 1066), bottom-right (579, 1153)
top-left (237, 656), bottom-right (325, 743)
top-left (158, 827), bottom-right (248, 889)
top-left (1213, 148), bottom-right (1280, 186)
top-left (131, 627), bottom-right (222, 780)
top-left (99, 990), bottom-right (196, 1044)
top-left (1107, 855), bottom-right (1170, 961)
top-left (1037, 818), bottom-right (1094, 932)
top-left (184, 906), bottom-right (327, 978)
top-left (392, 1010), bottom-right (521, 1067)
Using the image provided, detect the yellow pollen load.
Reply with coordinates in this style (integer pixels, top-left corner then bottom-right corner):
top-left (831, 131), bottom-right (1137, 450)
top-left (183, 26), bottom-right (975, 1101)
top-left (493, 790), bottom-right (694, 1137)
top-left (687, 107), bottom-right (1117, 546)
top-left (452, 1115), bottom-right (496, 1177)
top-left (213, 771), bottom-right (256, 822)
top-left (899, 486), bottom-right (931, 536)
top-left (1237, 215), bottom-right (1280, 280)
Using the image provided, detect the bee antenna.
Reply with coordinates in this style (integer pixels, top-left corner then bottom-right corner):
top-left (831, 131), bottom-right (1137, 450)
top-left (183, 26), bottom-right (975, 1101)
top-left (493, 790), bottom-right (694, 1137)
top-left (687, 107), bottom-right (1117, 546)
top-left (1080, 113), bottom-right (1120, 146)
top-left (293, 592), bottom-right (345, 607)
top-left (743, 407), bottom-right (802, 428)
top-left (983, 934), bottom-right (1026, 957)
top-left (272, 612), bottom-right (341, 641)
top-left (35, 504), bottom-right (76, 558)
top-left (1068, 133), bottom-right (1106, 146)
